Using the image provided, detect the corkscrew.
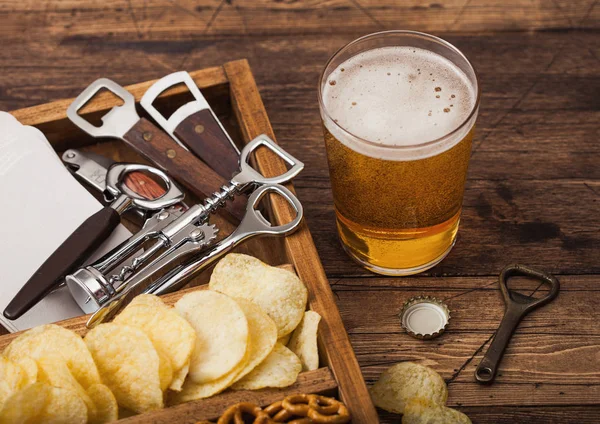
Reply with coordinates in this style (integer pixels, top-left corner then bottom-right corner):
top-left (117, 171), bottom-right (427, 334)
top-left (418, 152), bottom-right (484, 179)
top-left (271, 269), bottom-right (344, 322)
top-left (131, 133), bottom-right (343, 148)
top-left (62, 135), bottom-right (304, 328)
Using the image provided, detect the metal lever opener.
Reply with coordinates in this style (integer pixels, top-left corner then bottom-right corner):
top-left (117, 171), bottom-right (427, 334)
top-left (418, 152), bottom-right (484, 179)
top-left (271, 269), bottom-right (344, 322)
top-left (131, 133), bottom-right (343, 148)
top-left (3, 161), bottom-right (184, 320)
top-left (141, 71), bottom-right (240, 180)
top-left (475, 264), bottom-right (560, 384)
top-left (61, 135), bottom-right (304, 328)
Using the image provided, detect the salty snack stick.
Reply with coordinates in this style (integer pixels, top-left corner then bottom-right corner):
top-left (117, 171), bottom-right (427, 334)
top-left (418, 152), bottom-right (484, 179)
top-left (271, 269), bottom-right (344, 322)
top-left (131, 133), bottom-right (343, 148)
top-left (369, 362), bottom-right (448, 414)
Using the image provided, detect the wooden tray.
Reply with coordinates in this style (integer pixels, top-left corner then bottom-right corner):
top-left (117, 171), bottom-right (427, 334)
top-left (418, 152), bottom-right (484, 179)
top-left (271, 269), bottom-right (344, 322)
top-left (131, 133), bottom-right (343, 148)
top-left (0, 60), bottom-right (379, 423)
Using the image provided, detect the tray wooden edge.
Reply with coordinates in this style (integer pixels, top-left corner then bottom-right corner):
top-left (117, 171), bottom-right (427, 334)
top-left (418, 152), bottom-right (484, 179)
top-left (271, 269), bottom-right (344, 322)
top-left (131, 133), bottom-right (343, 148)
top-left (4, 59), bottom-right (379, 423)
top-left (223, 59), bottom-right (379, 423)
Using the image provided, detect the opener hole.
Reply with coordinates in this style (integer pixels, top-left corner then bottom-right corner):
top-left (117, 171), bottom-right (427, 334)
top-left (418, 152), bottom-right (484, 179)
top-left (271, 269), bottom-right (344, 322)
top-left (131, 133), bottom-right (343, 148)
top-left (477, 367), bottom-right (493, 379)
top-left (122, 170), bottom-right (168, 200)
top-left (255, 191), bottom-right (297, 227)
top-left (148, 82), bottom-right (197, 121)
top-left (247, 144), bottom-right (294, 179)
top-left (505, 275), bottom-right (550, 301)
top-left (79, 88), bottom-right (125, 127)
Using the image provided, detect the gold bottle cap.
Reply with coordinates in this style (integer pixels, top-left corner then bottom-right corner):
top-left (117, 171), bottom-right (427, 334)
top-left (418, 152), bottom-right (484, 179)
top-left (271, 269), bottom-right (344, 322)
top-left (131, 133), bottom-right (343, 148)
top-left (399, 296), bottom-right (450, 340)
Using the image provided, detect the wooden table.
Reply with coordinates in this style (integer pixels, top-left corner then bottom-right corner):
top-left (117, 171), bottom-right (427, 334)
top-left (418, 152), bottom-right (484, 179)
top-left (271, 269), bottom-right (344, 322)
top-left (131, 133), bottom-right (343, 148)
top-left (0, 1), bottom-right (598, 423)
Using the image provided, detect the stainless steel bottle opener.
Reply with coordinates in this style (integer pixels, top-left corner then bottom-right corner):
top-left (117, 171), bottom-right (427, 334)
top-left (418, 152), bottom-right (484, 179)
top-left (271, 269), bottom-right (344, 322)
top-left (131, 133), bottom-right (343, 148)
top-left (141, 71), bottom-right (240, 180)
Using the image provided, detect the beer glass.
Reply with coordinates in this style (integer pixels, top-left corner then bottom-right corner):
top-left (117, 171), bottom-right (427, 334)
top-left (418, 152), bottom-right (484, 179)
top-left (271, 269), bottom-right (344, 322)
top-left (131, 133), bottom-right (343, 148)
top-left (318, 31), bottom-right (480, 275)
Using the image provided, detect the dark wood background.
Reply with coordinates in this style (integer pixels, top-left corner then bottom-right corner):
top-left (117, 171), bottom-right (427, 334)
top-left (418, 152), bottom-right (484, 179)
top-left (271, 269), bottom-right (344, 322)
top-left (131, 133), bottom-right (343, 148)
top-left (0, 1), bottom-right (598, 423)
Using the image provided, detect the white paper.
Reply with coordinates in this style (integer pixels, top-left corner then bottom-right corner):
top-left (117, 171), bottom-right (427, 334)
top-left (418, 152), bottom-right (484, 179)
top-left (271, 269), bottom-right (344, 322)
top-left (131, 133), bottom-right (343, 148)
top-left (0, 112), bottom-right (131, 332)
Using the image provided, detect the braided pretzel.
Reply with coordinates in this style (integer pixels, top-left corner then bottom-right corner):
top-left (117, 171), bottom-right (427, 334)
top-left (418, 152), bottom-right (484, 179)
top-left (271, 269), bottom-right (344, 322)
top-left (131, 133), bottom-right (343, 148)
top-left (266, 394), bottom-right (350, 424)
top-left (217, 402), bottom-right (274, 424)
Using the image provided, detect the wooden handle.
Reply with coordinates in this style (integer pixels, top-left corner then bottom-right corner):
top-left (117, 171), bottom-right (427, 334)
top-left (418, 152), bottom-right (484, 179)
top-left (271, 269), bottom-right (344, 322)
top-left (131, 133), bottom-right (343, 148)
top-left (3, 207), bottom-right (120, 320)
top-left (124, 173), bottom-right (166, 200)
top-left (123, 118), bottom-right (245, 223)
top-left (173, 109), bottom-right (239, 180)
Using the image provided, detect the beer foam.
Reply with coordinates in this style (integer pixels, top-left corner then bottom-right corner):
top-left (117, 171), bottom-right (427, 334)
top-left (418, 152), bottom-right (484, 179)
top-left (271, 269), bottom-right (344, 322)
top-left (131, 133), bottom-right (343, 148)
top-left (322, 46), bottom-right (477, 160)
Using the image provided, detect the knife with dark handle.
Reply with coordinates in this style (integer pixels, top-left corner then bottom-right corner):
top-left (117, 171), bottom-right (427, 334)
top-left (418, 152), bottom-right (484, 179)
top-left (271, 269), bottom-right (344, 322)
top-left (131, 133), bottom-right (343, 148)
top-left (141, 71), bottom-right (240, 180)
top-left (3, 208), bottom-right (120, 320)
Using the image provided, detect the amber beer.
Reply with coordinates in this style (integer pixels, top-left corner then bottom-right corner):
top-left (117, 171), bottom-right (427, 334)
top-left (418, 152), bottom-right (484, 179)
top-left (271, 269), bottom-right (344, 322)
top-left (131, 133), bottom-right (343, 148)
top-left (319, 31), bottom-right (479, 275)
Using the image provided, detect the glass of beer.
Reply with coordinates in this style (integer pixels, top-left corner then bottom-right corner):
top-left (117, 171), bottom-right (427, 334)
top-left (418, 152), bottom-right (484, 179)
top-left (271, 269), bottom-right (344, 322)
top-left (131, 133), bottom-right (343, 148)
top-left (318, 31), bottom-right (480, 275)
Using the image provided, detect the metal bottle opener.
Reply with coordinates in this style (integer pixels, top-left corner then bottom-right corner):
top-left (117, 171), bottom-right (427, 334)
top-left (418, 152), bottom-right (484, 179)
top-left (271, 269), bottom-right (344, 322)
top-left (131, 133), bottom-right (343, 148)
top-left (61, 135), bottom-right (304, 328)
top-left (3, 162), bottom-right (184, 320)
top-left (67, 78), bottom-right (246, 222)
top-left (141, 71), bottom-right (240, 180)
top-left (475, 264), bottom-right (560, 384)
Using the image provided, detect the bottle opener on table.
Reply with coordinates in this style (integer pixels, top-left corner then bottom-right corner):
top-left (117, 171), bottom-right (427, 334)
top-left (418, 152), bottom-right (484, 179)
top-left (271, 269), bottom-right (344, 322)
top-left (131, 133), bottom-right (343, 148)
top-left (3, 161), bottom-right (185, 320)
top-left (67, 77), bottom-right (246, 222)
top-left (475, 264), bottom-right (560, 384)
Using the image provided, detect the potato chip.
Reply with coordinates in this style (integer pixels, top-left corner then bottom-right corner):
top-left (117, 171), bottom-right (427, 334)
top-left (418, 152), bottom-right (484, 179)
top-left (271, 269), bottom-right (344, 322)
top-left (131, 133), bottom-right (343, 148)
top-left (231, 299), bottom-right (278, 381)
top-left (171, 349), bottom-right (250, 404)
top-left (114, 294), bottom-right (196, 391)
top-left (287, 310), bottom-right (321, 371)
top-left (11, 356), bottom-right (37, 387)
top-left (36, 357), bottom-right (96, 419)
top-left (209, 254), bottom-right (308, 338)
top-left (369, 362), bottom-right (448, 414)
top-left (0, 383), bottom-right (87, 424)
top-left (277, 334), bottom-right (291, 346)
top-left (0, 382), bottom-right (49, 424)
top-left (231, 343), bottom-right (301, 390)
top-left (175, 291), bottom-right (248, 384)
top-left (87, 384), bottom-right (118, 424)
top-left (403, 398), bottom-right (472, 424)
top-left (3, 324), bottom-right (100, 389)
top-left (0, 356), bottom-right (28, 411)
top-left (84, 323), bottom-right (164, 413)
top-left (171, 299), bottom-right (278, 404)
top-left (157, 349), bottom-right (174, 392)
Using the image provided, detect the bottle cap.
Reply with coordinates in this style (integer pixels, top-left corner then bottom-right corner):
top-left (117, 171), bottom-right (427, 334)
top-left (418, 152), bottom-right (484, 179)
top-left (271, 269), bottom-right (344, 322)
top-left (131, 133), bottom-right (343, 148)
top-left (399, 296), bottom-right (450, 340)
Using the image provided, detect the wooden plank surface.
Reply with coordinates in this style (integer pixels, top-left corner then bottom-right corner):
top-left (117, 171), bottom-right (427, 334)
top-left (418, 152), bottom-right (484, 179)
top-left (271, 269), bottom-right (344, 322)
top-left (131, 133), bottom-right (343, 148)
top-left (0, 1), bottom-right (598, 423)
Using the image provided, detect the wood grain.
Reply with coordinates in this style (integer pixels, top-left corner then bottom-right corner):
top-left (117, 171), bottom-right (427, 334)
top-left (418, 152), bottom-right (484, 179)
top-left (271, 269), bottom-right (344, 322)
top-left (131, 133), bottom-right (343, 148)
top-left (124, 117), bottom-right (246, 222)
top-left (224, 58), bottom-right (380, 422)
top-left (120, 368), bottom-right (337, 423)
top-left (174, 108), bottom-right (240, 180)
top-left (0, 1), bottom-right (598, 422)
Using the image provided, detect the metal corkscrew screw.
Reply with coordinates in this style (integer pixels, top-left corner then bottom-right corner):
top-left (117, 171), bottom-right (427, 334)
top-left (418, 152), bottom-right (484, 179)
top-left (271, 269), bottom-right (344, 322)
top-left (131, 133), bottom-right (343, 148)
top-left (61, 135), bottom-right (305, 329)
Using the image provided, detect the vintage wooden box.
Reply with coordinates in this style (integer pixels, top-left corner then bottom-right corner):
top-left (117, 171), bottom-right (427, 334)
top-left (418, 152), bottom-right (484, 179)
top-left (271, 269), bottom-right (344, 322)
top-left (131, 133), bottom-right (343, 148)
top-left (0, 60), bottom-right (379, 422)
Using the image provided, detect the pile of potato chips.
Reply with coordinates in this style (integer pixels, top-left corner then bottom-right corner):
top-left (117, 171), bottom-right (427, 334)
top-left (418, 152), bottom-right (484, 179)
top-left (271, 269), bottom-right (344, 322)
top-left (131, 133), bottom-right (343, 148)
top-left (0, 324), bottom-right (118, 423)
top-left (369, 362), bottom-right (471, 424)
top-left (0, 253), bottom-right (321, 422)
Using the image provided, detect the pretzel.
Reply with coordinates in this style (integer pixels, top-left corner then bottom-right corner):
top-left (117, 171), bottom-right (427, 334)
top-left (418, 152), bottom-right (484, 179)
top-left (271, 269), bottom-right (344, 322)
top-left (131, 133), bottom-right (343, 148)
top-left (266, 394), bottom-right (350, 424)
top-left (217, 402), bottom-right (274, 424)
